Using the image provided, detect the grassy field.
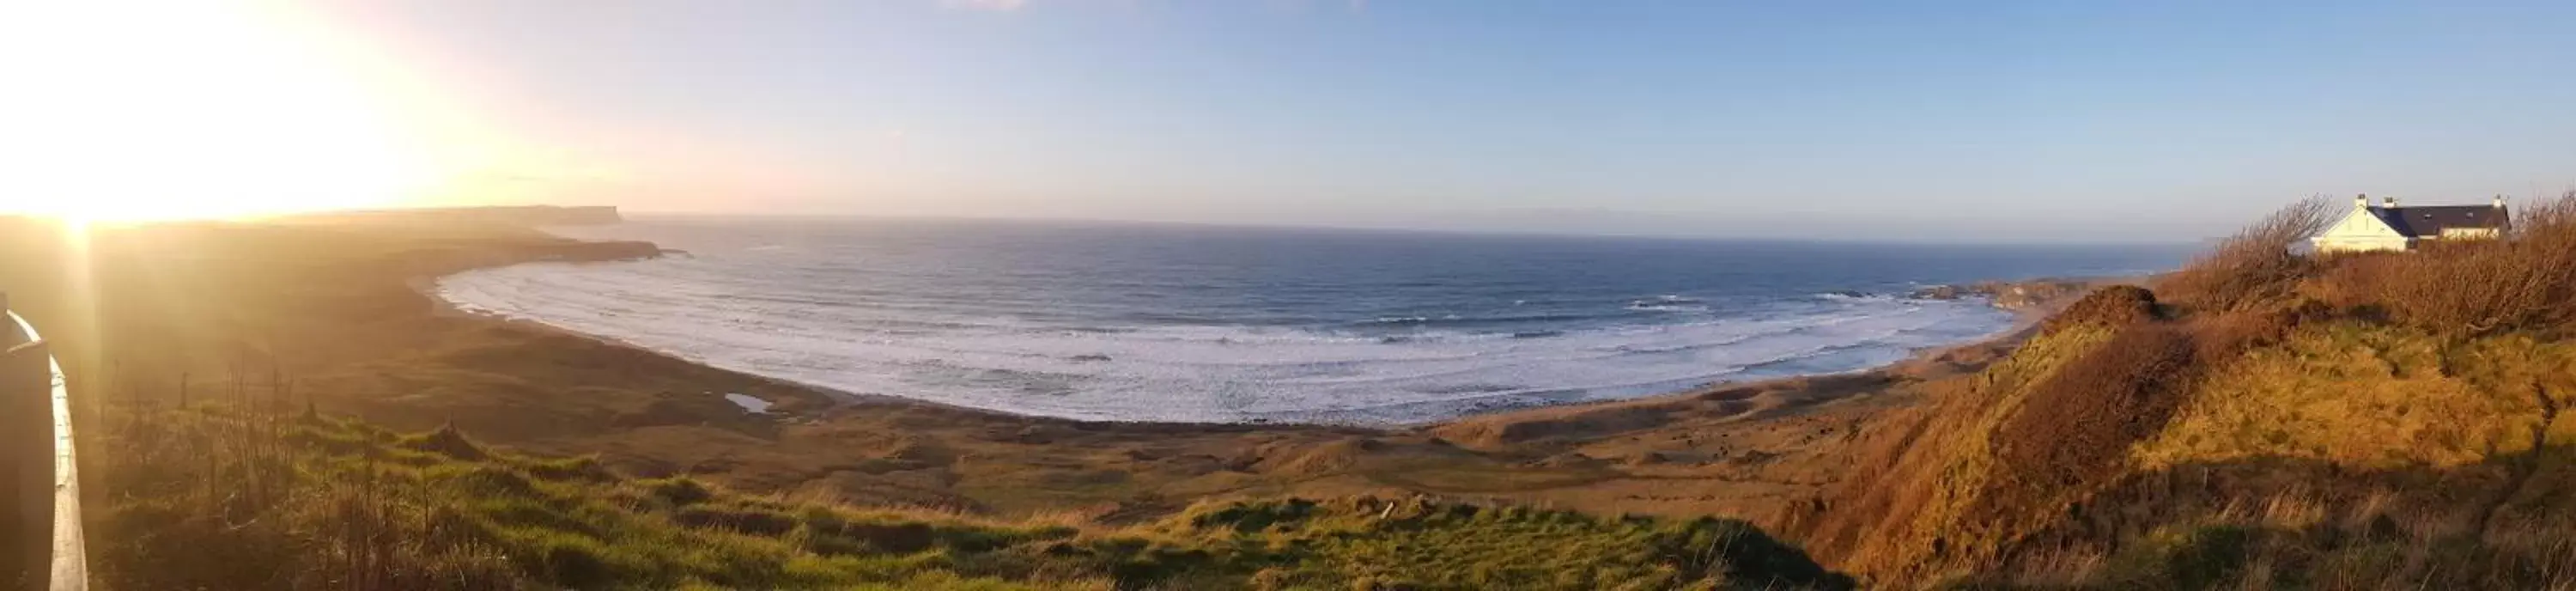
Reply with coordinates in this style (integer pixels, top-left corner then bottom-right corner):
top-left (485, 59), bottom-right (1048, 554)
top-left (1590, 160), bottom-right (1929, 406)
top-left (84, 400), bottom-right (1852, 590)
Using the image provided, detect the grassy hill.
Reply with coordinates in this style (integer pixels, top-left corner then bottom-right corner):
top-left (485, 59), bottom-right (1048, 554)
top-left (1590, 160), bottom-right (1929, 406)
top-left (1777, 193), bottom-right (2576, 588)
top-left (37, 192), bottom-right (2576, 588)
top-left (84, 403), bottom-right (1853, 590)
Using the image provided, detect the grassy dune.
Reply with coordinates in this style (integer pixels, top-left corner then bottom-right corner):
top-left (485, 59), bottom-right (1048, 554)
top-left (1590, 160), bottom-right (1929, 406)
top-left (1777, 192), bottom-right (2576, 588)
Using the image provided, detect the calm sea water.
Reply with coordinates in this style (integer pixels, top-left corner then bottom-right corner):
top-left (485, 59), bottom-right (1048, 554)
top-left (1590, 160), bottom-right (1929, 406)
top-left (436, 217), bottom-right (2186, 423)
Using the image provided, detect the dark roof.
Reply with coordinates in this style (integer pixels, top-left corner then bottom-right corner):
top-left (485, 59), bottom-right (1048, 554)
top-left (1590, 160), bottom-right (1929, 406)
top-left (2373, 205), bottom-right (2510, 237)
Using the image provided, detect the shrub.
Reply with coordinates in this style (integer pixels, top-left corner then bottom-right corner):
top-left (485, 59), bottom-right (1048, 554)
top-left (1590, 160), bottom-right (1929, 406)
top-left (2313, 191), bottom-right (2576, 338)
top-left (403, 422), bottom-right (490, 460)
top-left (2158, 196), bottom-right (2336, 314)
top-left (643, 477), bottom-right (716, 506)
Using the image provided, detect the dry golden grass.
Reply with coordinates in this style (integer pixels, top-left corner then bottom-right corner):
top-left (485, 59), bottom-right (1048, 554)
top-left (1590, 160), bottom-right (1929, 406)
top-left (1783, 193), bottom-right (2576, 589)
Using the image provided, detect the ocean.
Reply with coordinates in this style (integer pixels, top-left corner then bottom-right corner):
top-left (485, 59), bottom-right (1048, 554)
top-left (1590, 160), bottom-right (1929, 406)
top-left (436, 217), bottom-right (2188, 424)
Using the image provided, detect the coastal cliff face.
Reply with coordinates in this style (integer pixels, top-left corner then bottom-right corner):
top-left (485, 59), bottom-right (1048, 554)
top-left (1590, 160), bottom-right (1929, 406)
top-left (503, 205), bottom-right (623, 226)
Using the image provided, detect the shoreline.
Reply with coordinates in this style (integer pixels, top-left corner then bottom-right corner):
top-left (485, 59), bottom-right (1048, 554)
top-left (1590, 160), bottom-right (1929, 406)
top-left (410, 267), bottom-right (1019, 420)
top-left (15, 216), bottom-right (2139, 519)
top-left (414, 242), bottom-right (2109, 431)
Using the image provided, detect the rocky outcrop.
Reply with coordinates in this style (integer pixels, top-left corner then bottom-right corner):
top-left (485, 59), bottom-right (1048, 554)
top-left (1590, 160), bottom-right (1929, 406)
top-left (1907, 277), bottom-right (2109, 311)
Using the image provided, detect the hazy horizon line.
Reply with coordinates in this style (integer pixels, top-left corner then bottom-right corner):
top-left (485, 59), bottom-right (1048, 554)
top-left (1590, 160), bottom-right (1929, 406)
top-left (611, 208), bottom-right (2208, 248)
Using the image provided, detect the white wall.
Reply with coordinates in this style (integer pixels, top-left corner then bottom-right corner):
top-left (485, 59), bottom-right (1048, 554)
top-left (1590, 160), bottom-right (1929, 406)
top-left (2312, 207), bottom-right (2410, 253)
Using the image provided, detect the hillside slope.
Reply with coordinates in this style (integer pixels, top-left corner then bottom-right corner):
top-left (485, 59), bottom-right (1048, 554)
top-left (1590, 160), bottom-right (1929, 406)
top-left (1775, 194), bottom-right (2576, 588)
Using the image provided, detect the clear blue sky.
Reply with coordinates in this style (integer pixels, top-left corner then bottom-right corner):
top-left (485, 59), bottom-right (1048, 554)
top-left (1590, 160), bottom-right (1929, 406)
top-left (311, 0), bottom-right (2576, 242)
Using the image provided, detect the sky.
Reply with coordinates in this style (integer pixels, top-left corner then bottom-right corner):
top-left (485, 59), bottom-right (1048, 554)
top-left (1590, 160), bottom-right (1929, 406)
top-left (10, 1), bottom-right (2576, 241)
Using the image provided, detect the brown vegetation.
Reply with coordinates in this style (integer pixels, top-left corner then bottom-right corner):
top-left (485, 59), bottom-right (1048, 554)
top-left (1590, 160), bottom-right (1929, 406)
top-left (2155, 195), bottom-right (2336, 314)
top-left (1777, 194), bottom-right (2576, 588)
top-left (2310, 191), bottom-right (2576, 338)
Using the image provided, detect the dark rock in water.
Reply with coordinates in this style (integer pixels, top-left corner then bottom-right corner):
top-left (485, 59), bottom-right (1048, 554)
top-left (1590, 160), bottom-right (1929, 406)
top-left (1825, 289), bottom-right (1872, 299)
top-left (1070, 354), bottom-right (1113, 363)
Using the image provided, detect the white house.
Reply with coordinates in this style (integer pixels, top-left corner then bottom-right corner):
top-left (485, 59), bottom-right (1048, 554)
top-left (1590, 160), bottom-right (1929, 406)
top-left (2311, 194), bottom-right (2511, 253)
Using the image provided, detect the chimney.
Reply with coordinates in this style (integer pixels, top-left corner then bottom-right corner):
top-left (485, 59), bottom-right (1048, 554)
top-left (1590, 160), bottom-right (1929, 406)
top-left (2495, 194), bottom-right (2508, 210)
top-left (2383, 197), bottom-right (2398, 208)
top-left (2355, 193), bottom-right (2369, 210)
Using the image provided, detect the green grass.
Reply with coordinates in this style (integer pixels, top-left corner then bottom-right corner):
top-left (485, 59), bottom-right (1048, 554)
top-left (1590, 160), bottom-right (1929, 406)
top-left (86, 405), bottom-right (1850, 590)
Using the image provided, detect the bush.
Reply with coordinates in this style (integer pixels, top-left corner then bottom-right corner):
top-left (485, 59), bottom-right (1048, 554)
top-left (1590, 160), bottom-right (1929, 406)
top-left (2312, 191), bottom-right (2576, 338)
top-left (2158, 196), bottom-right (2336, 314)
top-left (643, 477), bottom-right (716, 506)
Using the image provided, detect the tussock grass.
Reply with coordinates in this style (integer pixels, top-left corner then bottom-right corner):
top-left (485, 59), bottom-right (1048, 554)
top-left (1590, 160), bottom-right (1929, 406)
top-left (1954, 484), bottom-right (2576, 591)
top-left (2134, 320), bottom-right (2570, 470)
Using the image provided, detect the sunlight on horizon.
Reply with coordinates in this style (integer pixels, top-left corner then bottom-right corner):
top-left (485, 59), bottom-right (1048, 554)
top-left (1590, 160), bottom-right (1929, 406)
top-left (0, 0), bottom-right (493, 222)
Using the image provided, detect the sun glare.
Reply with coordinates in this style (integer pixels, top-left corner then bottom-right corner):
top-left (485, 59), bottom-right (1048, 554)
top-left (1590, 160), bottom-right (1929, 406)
top-left (1, 1), bottom-right (457, 222)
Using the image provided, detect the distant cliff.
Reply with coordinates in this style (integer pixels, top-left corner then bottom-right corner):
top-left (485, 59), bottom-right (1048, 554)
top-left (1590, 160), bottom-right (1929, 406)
top-left (495, 205), bottom-right (623, 226)
top-left (293, 205), bottom-right (625, 227)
